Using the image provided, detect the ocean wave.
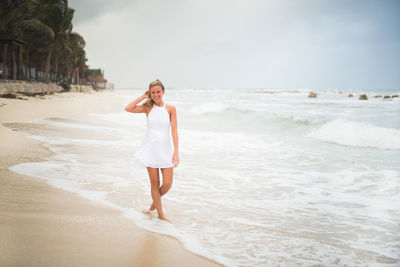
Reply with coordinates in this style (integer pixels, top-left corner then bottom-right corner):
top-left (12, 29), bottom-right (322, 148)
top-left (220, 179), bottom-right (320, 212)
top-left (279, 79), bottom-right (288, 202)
top-left (89, 111), bottom-right (145, 125)
top-left (190, 102), bottom-right (229, 114)
top-left (247, 89), bottom-right (308, 94)
top-left (38, 117), bottom-right (126, 133)
top-left (266, 113), bottom-right (324, 127)
top-left (308, 119), bottom-right (400, 150)
top-left (245, 89), bottom-right (400, 99)
top-left (189, 102), bottom-right (324, 129)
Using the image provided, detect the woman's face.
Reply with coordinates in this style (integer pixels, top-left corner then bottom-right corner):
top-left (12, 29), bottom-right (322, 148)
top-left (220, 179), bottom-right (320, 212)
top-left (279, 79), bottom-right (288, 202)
top-left (149, 85), bottom-right (164, 104)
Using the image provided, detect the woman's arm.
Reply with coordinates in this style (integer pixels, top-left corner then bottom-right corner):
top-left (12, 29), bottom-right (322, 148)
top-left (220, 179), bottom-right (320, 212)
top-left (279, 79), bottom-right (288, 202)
top-left (125, 90), bottom-right (149, 113)
top-left (169, 105), bottom-right (180, 167)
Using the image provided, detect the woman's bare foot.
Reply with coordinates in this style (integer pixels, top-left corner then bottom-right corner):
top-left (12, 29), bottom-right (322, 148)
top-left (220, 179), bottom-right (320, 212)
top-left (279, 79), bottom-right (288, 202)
top-left (149, 202), bottom-right (155, 211)
top-left (159, 215), bottom-right (172, 223)
top-left (143, 208), bottom-right (155, 215)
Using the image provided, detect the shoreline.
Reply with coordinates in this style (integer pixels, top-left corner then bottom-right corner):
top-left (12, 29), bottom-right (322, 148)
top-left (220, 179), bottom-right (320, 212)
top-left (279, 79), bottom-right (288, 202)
top-left (0, 91), bottom-right (221, 267)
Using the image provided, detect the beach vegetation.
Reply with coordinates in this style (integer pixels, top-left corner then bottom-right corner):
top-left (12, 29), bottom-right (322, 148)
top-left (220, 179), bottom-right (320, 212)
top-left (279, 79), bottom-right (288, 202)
top-left (0, 0), bottom-right (105, 86)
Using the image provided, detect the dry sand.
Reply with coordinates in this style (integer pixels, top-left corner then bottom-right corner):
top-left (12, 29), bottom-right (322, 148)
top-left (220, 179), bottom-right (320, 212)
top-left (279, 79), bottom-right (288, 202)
top-left (0, 91), bottom-right (220, 267)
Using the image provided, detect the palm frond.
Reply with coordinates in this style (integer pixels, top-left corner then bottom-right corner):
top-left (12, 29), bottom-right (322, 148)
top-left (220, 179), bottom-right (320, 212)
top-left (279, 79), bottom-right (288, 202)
top-left (21, 19), bottom-right (55, 39)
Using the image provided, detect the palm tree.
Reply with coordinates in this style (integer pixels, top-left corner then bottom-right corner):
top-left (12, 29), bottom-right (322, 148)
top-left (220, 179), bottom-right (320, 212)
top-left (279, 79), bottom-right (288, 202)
top-left (0, 0), bottom-right (53, 80)
top-left (34, 0), bottom-right (74, 82)
top-left (68, 32), bottom-right (87, 83)
top-left (0, 0), bottom-right (90, 84)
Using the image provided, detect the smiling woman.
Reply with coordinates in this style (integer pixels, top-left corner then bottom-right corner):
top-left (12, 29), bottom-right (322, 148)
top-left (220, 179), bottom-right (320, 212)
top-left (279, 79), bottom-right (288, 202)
top-left (125, 79), bottom-right (179, 222)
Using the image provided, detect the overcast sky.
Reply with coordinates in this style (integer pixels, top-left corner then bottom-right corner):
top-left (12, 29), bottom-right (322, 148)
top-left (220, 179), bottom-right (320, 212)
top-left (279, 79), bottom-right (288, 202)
top-left (69, 0), bottom-right (400, 89)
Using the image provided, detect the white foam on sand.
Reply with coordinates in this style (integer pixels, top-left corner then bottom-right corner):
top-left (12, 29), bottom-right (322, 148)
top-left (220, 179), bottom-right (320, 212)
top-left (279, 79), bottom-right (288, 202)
top-left (8, 160), bottom-right (233, 267)
top-left (39, 118), bottom-right (125, 133)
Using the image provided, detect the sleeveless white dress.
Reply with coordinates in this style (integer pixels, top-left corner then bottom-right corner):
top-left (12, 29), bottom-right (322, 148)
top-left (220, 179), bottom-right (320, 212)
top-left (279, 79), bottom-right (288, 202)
top-left (132, 102), bottom-right (174, 168)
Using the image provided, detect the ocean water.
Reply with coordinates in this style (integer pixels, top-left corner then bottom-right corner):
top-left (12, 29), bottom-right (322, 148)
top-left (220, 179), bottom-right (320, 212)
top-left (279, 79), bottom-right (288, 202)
top-left (6, 88), bottom-right (400, 266)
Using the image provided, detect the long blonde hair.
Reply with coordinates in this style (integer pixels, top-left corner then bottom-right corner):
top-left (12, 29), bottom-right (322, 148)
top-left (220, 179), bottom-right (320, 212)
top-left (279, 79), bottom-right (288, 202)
top-left (143, 79), bottom-right (165, 107)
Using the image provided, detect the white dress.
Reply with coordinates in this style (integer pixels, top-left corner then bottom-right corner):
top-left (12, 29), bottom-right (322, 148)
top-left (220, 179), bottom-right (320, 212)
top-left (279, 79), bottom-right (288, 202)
top-left (133, 102), bottom-right (174, 168)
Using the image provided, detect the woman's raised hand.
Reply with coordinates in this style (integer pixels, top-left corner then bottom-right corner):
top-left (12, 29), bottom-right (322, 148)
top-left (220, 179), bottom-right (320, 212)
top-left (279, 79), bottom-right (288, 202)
top-left (141, 90), bottom-right (149, 101)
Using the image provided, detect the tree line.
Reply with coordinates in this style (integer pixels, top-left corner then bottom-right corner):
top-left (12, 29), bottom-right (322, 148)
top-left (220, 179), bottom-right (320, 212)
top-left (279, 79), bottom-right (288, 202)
top-left (0, 0), bottom-right (94, 85)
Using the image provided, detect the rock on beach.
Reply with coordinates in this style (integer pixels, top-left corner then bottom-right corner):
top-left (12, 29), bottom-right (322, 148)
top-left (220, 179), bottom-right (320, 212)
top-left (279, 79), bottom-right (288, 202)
top-left (308, 92), bottom-right (317, 98)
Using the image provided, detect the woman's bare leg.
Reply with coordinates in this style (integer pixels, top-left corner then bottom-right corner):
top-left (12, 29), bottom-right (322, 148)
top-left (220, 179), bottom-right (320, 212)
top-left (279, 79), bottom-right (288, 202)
top-left (160, 167), bottom-right (173, 195)
top-left (147, 167), bottom-right (170, 222)
top-left (150, 167), bottom-right (173, 211)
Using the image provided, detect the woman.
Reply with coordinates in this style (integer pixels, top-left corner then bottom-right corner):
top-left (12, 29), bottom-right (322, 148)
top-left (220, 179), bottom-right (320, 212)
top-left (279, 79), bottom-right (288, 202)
top-left (125, 79), bottom-right (179, 222)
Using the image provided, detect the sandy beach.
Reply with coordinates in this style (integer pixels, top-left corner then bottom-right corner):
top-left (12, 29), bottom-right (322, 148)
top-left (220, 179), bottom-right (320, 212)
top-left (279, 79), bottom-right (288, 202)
top-left (0, 91), bottom-right (220, 267)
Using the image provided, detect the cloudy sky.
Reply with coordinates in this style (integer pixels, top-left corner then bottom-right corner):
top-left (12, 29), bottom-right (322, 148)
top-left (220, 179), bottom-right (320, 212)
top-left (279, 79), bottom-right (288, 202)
top-left (69, 0), bottom-right (400, 89)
